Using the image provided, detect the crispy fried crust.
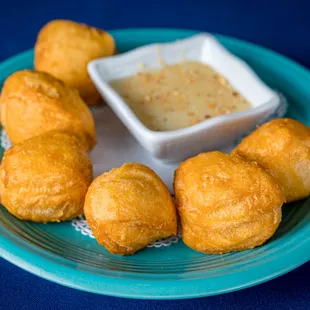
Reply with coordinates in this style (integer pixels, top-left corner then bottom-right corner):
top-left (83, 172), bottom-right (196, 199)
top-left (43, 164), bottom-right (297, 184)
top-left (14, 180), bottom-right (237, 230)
top-left (233, 118), bottom-right (310, 202)
top-left (0, 70), bottom-right (96, 150)
top-left (174, 152), bottom-right (285, 254)
top-left (0, 131), bottom-right (93, 222)
top-left (35, 19), bottom-right (115, 105)
top-left (84, 163), bottom-right (177, 255)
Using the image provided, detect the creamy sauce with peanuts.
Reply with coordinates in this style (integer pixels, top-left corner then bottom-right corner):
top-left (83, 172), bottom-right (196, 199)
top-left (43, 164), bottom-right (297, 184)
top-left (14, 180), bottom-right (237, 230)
top-left (111, 61), bottom-right (251, 131)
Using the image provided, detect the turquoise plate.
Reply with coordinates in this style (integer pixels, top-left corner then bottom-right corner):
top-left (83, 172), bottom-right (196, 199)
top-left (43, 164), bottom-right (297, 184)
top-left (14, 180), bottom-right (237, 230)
top-left (0, 28), bottom-right (309, 300)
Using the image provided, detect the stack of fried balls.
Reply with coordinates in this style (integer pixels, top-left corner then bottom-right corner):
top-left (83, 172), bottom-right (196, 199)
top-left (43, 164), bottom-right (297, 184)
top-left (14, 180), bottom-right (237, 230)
top-left (0, 20), bottom-right (309, 256)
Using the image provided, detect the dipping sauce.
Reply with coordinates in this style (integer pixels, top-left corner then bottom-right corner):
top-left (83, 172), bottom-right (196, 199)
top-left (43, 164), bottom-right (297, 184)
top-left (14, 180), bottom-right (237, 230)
top-left (111, 61), bottom-right (251, 131)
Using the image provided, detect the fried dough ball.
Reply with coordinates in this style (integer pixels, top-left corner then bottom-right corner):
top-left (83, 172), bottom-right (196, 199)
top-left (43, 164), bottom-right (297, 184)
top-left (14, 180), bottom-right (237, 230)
top-left (174, 152), bottom-right (285, 254)
top-left (35, 19), bottom-right (115, 105)
top-left (84, 163), bottom-right (177, 255)
top-left (0, 70), bottom-right (96, 151)
top-left (0, 131), bottom-right (93, 222)
top-left (233, 118), bottom-right (310, 203)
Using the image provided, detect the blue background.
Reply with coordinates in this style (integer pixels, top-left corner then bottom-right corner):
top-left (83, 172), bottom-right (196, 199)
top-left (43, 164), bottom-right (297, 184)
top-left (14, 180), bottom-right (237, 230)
top-left (0, 0), bottom-right (309, 309)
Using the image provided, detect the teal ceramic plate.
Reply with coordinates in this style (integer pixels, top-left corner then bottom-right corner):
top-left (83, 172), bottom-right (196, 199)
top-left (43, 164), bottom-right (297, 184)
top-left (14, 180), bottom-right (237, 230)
top-left (0, 28), bottom-right (309, 300)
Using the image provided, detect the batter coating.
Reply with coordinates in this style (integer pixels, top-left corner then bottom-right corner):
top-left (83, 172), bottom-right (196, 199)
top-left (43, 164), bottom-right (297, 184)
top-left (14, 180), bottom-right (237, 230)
top-left (0, 131), bottom-right (93, 222)
top-left (35, 19), bottom-right (115, 105)
top-left (0, 70), bottom-right (96, 151)
top-left (84, 163), bottom-right (177, 255)
top-left (174, 152), bottom-right (285, 254)
top-left (233, 118), bottom-right (310, 202)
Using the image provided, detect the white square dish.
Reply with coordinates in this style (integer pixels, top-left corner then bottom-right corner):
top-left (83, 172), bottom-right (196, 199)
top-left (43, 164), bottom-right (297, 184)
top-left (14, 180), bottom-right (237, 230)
top-left (88, 33), bottom-right (285, 163)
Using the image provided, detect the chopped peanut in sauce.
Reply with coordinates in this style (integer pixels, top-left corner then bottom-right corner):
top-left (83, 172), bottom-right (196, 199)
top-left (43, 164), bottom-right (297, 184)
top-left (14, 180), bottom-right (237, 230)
top-left (111, 61), bottom-right (250, 131)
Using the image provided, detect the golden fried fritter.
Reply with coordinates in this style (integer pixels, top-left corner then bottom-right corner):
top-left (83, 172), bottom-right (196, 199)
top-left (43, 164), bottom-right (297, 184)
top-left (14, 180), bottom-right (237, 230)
top-left (174, 152), bottom-right (285, 254)
top-left (35, 19), bottom-right (115, 105)
top-left (233, 118), bottom-right (310, 202)
top-left (0, 70), bottom-right (96, 150)
top-left (84, 163), bottom-right (177, 255)
top-left (0, 131), bottom-right (93, 222)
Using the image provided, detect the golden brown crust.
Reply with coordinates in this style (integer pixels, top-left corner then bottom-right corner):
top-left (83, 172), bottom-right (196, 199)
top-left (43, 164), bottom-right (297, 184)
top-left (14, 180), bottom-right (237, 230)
top-left (34, 19), bottom-right (115, 105)
top-left (84, 163), bottom-right (177, 255)
top-left (0, 131), bottom-right (93, 222)
top-left (0, 70), bottom-right (96, 150)
top-left (233, 118), bottom-right (310, 202)
top-left (174, 152), bottom-right (285, 254)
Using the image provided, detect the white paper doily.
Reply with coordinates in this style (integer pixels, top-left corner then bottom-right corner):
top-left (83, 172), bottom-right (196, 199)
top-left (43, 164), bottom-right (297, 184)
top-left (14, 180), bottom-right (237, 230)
top-left (1, 129), bottom-right (12, 150)
top-left (72, 215), bottom-right (181, 248)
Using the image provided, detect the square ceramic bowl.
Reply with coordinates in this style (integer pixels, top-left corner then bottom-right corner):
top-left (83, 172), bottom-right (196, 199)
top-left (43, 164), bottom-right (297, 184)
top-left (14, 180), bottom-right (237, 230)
top-left (88, 33), bottom-right (285, 163)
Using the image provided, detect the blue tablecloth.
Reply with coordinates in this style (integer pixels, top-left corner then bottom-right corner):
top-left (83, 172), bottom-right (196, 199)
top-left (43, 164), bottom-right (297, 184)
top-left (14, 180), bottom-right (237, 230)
top-left (0, 1), bottom-right (309, 309)
top-left (1, 259), bottom-right (309, 310)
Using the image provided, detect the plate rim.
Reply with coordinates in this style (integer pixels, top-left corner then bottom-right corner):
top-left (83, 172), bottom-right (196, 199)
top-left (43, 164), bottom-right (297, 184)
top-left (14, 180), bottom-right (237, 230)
top-left (0, 27), bottom-right (310, 299)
